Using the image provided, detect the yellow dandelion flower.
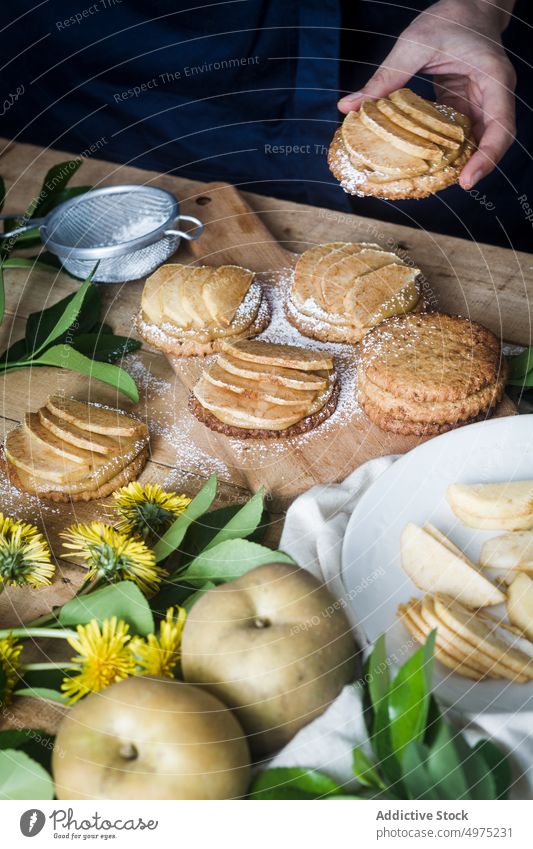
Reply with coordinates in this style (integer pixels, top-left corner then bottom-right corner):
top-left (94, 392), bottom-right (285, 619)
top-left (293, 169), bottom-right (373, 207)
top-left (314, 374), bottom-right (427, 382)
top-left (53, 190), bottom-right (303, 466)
top-left (0, 513), bottom-right (54, 589)
top-left (130, 606), bottom-right (186, 678)
top-left (0, 634), bottom-right (23, 706)
top-left (61, 617), bottom-right (136, 704)
top-left (60, 522), bottom-right (164, 596)
top-left (112, 482), bottom-right (191, 539)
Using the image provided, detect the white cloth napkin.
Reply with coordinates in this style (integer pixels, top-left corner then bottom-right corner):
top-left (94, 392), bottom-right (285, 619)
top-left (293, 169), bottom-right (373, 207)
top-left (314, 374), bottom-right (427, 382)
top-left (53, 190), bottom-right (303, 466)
top-left (271, 458), bottom-right (533, 799)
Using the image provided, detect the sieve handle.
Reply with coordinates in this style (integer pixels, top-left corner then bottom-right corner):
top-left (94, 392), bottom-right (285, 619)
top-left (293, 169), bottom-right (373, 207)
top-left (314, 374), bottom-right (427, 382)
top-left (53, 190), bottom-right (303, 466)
top-left (164, 214), bottom-right (204, 241)
top-left (0, 217), bottom-right (46, 239)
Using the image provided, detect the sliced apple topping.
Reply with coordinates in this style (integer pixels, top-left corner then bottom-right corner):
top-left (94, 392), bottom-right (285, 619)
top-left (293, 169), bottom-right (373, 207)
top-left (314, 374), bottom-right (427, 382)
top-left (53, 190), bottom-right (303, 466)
top-left (179, 266), bottom-right (215, 328)
top-left (389, 88), bottom-right (465, 142)
top-left (143, 263), bottom-right (256, 333)
top-left (204, 363), bottom-right (317, 407)
top-left (341, 111), bottom-right (430, 176)
top-left (344, 265), bottom-right (420, 327)
top-left (193, 340), bottom-right (336, 432)
top-left (38, 408), bottom-right (121, 455)
top-left (321, 249), bottom-right (401, 314)
top-left (24, 413), bottom-right (94, 466)
top-left (221, 339), bottom-right (333, 372)
top-left (217, 354), bottom-right (328, 390)
top-left (376, 99), bottom-right (460, 149)
top-left (360, 100), bottom-right (444, 161)
top-left (6, 396), bottom-right (149, 499)
top-left (202, 266), bottom-right (254, 326)
top-left (46, 395), bottom-right (147, 438)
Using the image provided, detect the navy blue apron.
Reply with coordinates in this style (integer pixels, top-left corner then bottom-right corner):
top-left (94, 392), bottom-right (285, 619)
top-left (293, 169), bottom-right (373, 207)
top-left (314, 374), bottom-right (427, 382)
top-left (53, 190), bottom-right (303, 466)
top-left (1, 1), bottom-right (531, 248)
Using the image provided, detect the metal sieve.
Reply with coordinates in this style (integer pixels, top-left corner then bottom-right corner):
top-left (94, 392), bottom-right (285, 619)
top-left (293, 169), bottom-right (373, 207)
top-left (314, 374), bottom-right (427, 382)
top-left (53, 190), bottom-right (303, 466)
top-left (0, 184), bottom-right (204, 283)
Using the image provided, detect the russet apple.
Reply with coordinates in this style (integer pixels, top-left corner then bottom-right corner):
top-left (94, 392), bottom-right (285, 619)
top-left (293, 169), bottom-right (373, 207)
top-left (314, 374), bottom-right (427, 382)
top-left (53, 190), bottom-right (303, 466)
top-left (181, 563), bottom-right (357, 754)
top-left (52, 677), bottom-right (250, 799)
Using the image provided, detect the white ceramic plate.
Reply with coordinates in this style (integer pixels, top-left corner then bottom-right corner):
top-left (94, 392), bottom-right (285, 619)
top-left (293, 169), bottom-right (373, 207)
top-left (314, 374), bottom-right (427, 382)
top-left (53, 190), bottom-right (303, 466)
top-left (341, 415), bottom-right (533, 714)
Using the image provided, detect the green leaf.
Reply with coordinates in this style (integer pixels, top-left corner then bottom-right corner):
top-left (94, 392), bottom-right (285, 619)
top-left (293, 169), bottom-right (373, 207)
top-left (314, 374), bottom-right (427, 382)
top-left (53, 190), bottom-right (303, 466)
top-left (0, 730), bottom-right (39, 750)
top-left (0, 729), bottom-right (55, 772)
top-left (35, 185), bottom-right (91, 218)
top-left (0, 337), bottom-right (29, 366)
top-left (70, 332), bottom-right (141, 363)
top-left (29, 159), bottom-right (83, 219)
top-left (387, 631), bottom-right (436, 761)
top-left (506, 349), bottom-right (533, 381)
top-left (14, 688), bottom-right (67, 704)
top-left (205, 488), bottom-right (265, 551)
top-left (59, 581), bottom-right (154, 635)
top-left (31, 267), bottom-right (97, 357)
top-left (25, 281), bottom-right (101, 354)
top-left (367, 635), bottom-right (390, 713)
top-left (180, 539), bottom-right (295, 585)
top-left (250, 768), bottom-right (342, 800)
top-left (424, 723), bottom-right (471, 800)
top-left (473, 739), bottom-right (512, 800)
top-left (352, 748), bottom-right (386, 790)
top-left (29, 344), bottom-right (139, 401)
top-left (179, 503), bottom-right (267, 563)
top-left (154, 475), bottom-right (218, 563)
top-left (401, 742), bottom-right (440, 800)
top-left (182, 581), bottom-right (216, 611)
top-left (0, 256), bottom-right (57, 272)
top-left (0, 663), bottom-right (5, 704)
top-left (0, 749), bottom-right (54, 800)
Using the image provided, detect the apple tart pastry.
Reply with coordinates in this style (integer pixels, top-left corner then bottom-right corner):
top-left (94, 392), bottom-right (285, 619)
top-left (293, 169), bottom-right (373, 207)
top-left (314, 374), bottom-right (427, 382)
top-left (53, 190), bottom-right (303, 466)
top-left (189, 339), bottom-right (338, 438)
top-left (3, 396), bottom-right (149, 501)
top-left (286, 241), bottom-right (422, 343)
top-left (329, 88), bottom-right (474, 199)
top-left (135, 263), bottom-right (270, 357)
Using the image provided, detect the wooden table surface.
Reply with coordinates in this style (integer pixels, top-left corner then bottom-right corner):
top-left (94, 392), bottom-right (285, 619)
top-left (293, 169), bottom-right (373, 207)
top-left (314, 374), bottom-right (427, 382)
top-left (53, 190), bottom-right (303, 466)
top-left (0, 138), bottom-right (530, 719)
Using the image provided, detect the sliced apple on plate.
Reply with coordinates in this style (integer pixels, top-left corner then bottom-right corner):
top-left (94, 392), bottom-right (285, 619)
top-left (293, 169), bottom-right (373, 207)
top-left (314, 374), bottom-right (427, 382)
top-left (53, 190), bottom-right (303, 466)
top-left (433, 594), bottom-right (533, 679)
top-left (46, 396), bottom-right (147, 438)
top-left (341, 111), bottom-right (430, 176)
top-left (480, 531), bottom-right (533, 573)
top-left (507, 573), bottom-right (533, 641)
top-left (217, 354), bottom-right (328, 391)
top-left (360, 99), bottom-right (444, 161)
top-left (376, 98), bottom-right (460, 149)
top-left (448, 481), bottom-right (533, 530)
top-left (221, 339), bottom-right (333, 372)
top-left (400, 522), bottom-right (505, 607)
top-left (389, 89), bottom-right (465, 142)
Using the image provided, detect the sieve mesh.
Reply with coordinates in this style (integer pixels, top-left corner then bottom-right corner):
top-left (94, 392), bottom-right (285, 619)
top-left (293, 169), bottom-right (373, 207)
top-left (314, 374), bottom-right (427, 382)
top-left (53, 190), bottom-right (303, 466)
top-left (46, 189), bottom-right (174, 250)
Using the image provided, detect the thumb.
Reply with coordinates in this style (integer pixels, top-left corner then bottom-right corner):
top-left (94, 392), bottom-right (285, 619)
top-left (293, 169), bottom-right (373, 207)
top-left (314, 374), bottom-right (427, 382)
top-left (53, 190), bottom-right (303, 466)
top-left (338, 42), bottom-right (430, 113)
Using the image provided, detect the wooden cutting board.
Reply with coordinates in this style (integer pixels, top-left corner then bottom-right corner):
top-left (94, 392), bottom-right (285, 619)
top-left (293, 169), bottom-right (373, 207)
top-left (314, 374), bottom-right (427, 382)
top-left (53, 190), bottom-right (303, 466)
top-left (166, 181), bottom-right (516, 505)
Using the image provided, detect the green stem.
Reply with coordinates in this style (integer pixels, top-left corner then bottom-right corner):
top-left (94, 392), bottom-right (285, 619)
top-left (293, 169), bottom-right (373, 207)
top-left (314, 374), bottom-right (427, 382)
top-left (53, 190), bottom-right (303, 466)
top-left (22, 662), bottom-right (78, 671)
top-left (0, 627), bottom-right (76, 640)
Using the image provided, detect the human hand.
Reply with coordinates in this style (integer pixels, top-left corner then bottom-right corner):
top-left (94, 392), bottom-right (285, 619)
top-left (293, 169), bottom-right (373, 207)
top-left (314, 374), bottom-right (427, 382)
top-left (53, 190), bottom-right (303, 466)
top-left (337, 0), bottom-right (517, 189)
